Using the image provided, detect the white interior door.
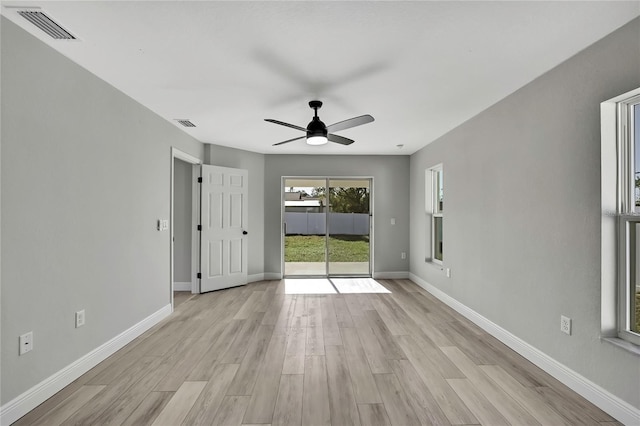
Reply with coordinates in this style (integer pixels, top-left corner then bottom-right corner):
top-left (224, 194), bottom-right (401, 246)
top-left (200, 164), bottom-right (248, 292)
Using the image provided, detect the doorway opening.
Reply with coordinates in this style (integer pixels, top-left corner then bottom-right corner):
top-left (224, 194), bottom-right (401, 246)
top-left (173, 157), bottom-right (194, 291)
top-left (283, 177), bottom-right (372, 278)
top-left (170, 148), bottom-right (201, 309)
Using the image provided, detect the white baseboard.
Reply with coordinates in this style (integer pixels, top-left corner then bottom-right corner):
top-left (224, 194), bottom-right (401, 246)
top-left (248, 273), bottom-right (265, 283)
top-left (408, 273), bottom-right (640, 426)
top-left (373, 271), bottom-right (410, 279)
top-left (173, 281), bottom-right (192, 291)
top-left (263, 273), bottom-right (282, 281)
top-left (0, 304), bottom-right (172, 426)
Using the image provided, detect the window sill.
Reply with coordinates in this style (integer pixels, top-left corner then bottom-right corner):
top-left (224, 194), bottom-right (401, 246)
top-left (602, 337), bottom-right (640, 356)
top-left (425, 259), bottom-right (445, 272)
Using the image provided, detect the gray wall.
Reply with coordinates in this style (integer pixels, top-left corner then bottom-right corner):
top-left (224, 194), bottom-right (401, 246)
top-left (409, 18), bottom-right (640, 409)
top-left (265, 155), bottom-right (410, 276)
top-left (206, 144), bottom-right (265, 277)
top-left (1, 18), bottom-right (204, 404)
top-left (173, 158), bottom-right (193, 283)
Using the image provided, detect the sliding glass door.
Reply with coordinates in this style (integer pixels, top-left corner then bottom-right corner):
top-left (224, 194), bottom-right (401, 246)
top-left (283, 178), bottom-right (327, 276)
top-left (283, 177), bottom-right (371, 277)
top-left (328, 179), bottom-right (370, 276)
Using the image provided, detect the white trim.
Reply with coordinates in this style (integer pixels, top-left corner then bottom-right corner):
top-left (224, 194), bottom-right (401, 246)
top-left (605, 87), bottom-right (640, 104)
top-left (170, 147), bottom-right (203, 302)
top-left (172, 147), bottom-right (201, 165)
top-left (173, 282), bottom-right (192, 291)
top-left (264, 273), bottom-right (283, 281)
top-left (408, 273), bottom-right (640, 426)
top-left (0, 304), bottom-right (172, 426)
top-left (373, 271), bottom-right (409, 279)
top-left (425, 168), bottom-right (434, 214)
top-left (191, 165), bottom-right (201, 294)
top-left (248, 273), bottom-right (265, 283)
top-left (601, 100), bottom-right (619, 336)
top-left (603, 337), bottom-right (640, 356)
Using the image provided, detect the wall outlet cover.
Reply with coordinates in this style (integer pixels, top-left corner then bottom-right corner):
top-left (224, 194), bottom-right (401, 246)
top-left (75, 310), bottom-right (85, 328)
top-left (19, 332), bottom-right (33, 355)
top-left (560, 315), bottom-right (571, 335)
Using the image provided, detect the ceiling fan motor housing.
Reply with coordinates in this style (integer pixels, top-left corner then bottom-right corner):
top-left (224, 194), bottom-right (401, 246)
top-left (307, 116), bottom-right (327, 138)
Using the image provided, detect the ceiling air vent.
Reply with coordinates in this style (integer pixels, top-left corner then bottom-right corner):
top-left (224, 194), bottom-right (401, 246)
top-left (176, 119), bottom-right (196, 128)
top-left (18, 11), bottom-right (76, 40)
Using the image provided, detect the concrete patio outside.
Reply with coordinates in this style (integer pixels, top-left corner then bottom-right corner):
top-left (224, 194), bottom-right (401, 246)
top-left (284, 261), bottom-right (370, 276)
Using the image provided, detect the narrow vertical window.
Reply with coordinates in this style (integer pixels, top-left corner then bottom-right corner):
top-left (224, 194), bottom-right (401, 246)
top-left (630, 103), bottom-right (640, 335)
top-left (426, 165), bottom-right (443, 264)
top-left (618, 94), bottom-right (640, 345)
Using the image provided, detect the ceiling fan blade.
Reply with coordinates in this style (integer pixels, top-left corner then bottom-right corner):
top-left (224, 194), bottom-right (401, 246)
top-left (273, 135), bottom-right (306, 146)
top-left (264, 119), bottom-right (306, 132)
top-left (328, 133), bottom-right (354, 145)
top-left (327, 115), bottom-right (374, 133)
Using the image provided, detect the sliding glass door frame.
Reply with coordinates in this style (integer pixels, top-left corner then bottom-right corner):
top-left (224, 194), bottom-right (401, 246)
top-left (281, 176), bottom-right (374, 278)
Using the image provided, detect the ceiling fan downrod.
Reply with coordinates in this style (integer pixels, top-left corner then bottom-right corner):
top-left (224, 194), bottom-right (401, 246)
top-left (309, 100), bottom-right (323, 117)
top-left (306, 100), bottom-right (327, 143)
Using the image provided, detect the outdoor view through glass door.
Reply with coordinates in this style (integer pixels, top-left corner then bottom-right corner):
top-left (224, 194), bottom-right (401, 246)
top-left (283, 178), bottom-right (371, 277)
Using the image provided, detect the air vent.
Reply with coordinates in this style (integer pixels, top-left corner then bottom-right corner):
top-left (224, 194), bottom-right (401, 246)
top-left (18, 11), bottom-right (76, 40)
top-left (176, 119), bottom-right (196, 128)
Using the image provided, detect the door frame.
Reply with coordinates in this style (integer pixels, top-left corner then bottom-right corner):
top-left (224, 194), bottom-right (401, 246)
top-left (281, 176), bottom-right (374, 278)
top-left (171, 147), bottom-right (202, 309)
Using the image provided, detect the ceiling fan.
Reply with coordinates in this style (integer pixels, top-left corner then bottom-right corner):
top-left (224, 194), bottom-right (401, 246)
top-left (265, 100), bottom-right (374, 146)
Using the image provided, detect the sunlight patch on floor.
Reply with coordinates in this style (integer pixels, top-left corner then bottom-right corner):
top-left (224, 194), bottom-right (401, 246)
top-left (331, 278), bottom-right (391, 294)
top-left (283, 278), bottom-right (390, 294)
top-left (284, 279), bottom-right (337, 294)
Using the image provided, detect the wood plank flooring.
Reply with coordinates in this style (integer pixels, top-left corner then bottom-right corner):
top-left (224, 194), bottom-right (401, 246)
top-left (14, 279), bottom-right (621, 426)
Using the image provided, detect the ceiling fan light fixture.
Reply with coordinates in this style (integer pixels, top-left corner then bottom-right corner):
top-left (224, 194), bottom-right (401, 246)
top-left (306, 112), bottom-right (328, 145)
top-left (307, 135), bottom-right (328, 145)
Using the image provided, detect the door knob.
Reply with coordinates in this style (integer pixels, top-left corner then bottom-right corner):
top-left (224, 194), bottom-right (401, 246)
top-left (243, 231), bottom-right (248, 235)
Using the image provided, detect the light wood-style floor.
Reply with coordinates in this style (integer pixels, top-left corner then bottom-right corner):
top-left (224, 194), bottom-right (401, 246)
top-left (15, 279), bottom-right (621, 426)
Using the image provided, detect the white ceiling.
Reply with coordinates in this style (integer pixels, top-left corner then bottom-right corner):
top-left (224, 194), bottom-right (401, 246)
top-left (2, 1), bottom-right (639, 155)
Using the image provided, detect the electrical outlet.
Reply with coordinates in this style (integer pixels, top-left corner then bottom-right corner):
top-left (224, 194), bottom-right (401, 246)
top-left (446, 268), bottom-right (451, 278)
top-left (75, 310), bottom-right (85, 328)
top-left (560, 315), bottom-right (571, 335)
top-left (19, 332), bottom-right (33, 355)
top-left (401, 252), bottom-right (406, 259)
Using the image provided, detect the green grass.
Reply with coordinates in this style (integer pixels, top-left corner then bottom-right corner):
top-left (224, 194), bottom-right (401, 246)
top-left (285, 235), bottom-right (369, 262)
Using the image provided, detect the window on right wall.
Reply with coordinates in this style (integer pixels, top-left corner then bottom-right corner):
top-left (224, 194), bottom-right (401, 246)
top-left (617, 94), bottom-right (640, 345)
top-left (426, 165), bottom-right (444, 264)
top-left (604, 88), bottom-right (640, 347)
